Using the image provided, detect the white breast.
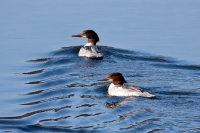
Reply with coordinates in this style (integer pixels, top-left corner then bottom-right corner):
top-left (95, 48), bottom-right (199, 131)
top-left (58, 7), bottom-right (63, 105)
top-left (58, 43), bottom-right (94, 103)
top-left (78, 43), bottom-right (103, 58)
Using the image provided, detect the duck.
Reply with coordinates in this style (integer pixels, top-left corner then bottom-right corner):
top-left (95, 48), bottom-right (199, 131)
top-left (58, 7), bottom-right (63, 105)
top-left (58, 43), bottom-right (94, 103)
top-left (99, 72), bottom-right (155, 98)
top-left (72, 30), bottom-right (103, 59)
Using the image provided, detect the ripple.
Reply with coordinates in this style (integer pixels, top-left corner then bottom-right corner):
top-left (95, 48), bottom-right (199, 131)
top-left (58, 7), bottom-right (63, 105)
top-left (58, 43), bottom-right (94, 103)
top-left (39, 115), bottom-right (71, 123)
top-left (0, 105), bottom-right (72, 120)
top-left (119, 118), bottom-right (160, 130)
top-left (74, 112), bottom-right (105, 118)
top-left (76, 104), bottom-right (97, 108)
top-left (23, 69), bottom-right (45, 75)
top-left (21, 94), bottom-right (75, 105)
top-left (2, 46), bottom-right (200, 132)
top-left (27, 58), bottom-right (52, 62)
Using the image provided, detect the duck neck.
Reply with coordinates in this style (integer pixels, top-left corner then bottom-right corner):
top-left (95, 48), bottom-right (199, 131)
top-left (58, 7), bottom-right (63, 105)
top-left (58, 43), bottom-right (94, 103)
top-left (88, 38), bottom-right (96, 45)
top-left (113, 81), bottom-right (126, 85)
top-left (113, 80), bottom-right (127, 86)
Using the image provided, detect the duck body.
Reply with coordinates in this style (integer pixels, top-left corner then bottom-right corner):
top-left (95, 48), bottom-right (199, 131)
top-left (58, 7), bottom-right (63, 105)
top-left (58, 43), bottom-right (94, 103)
top-left (108, 83), bottom-right (154, 97)
top-left (78, 43), bottom-right (103, 59)
top-left (72, 30), bottom-right (103, 59)
top-left (100, 72), bottom-right (155, 98)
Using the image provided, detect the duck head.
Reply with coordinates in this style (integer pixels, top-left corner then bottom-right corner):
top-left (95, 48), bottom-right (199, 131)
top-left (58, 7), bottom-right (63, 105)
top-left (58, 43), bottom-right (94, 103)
top-left (72, 30), bottom-right (99, 45)
top-left (99, 72), bottom-right (127, 85)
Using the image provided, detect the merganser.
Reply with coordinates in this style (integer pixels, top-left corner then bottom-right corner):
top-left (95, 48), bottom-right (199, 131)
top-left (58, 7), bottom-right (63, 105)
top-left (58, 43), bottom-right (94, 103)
top-left (72, 30), bottom-right (103, 59)
top-left (100, 72), bottom-right (155, 98)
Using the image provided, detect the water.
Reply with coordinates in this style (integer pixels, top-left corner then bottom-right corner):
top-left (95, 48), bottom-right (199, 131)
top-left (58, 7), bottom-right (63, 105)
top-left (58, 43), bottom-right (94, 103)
top-left (1, 46), bottom-right (200, 132)
top-left (0, 1), bottom-right (200, 133)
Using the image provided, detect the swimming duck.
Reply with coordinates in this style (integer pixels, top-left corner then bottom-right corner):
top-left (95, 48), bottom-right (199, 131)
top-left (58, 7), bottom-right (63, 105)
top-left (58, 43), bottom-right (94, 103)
top-left (72, 30), bottom-right (103, 59)
top-left (100, 72), bottom-right (155, 98)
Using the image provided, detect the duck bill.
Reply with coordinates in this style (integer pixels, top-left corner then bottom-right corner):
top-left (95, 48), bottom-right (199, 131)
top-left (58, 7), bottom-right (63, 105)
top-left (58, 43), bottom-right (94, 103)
top-left (98, 78), bottom-right (109, 81)
top-left (72, 34), bottom-right (82, 37)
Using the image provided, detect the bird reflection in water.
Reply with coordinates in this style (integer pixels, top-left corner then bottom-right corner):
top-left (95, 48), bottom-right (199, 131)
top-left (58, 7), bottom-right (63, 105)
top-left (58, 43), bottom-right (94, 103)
top-left (106, 97), bottom-right (134, 109)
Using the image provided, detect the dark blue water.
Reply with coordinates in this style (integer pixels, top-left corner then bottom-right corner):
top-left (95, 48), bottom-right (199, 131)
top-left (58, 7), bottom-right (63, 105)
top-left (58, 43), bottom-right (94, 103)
top-left (0, 46), bottom-right (200, 132)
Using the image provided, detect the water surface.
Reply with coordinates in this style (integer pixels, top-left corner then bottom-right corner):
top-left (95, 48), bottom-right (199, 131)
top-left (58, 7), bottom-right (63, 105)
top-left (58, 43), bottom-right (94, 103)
top-left (1, 46), bottom-right (200, 132)
top-left (0, 1), bottom-right (200, 132)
